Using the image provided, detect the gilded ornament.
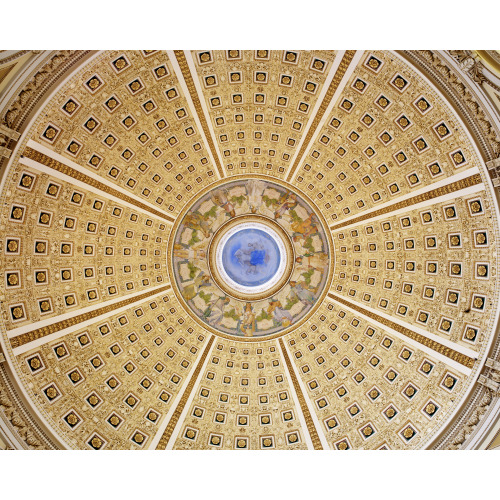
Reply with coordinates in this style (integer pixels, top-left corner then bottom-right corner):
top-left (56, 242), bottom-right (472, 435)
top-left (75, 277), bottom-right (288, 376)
top-left (109, 416), bottom-right (120, 426)
top-left (156, 66), bottom-right (166, 77)
top-left (46, 387), bottom-right (57, 399)
top-left (44, 127), bottom-right (57, 139)
top-left (88, 395), bottom-right (99, 406)
top-left (465, 328), bottom-right (477, 340)
top-left (403, 428), bottom-right (414, 439)
top-left (114, 58), bottom-right (127, 69)
top-left (29, 357), bottom-right (41, 369)
top-left (425, 403), bottom-right (436, 415)
top-left (417, 99), bottom-right (429, 110)
top-left (405, 386), bottom-right (416, 397)
top-left (437, 124), bottom-right (448, 136)
top-left (64, 101), bottom-right (76, 113)
top-left (90, 437), bottom-right (102, 448)
top-left (478, 265), bottom-right (487, 276)
top-left (87, 77), bottom-right (100, 89)
top-left (66, 414), bottom-right (79, 426)
top-left (444, 376), bottom-right (455, 388)
top-left (474, 297), bottom-right (484, 308)
top-left (363, 426), bottom-right (373, 436)
top-left (8, 274), bottom-right (19, 285)
top-left (21, 175), bottom-right (33, 187)
top-left (11, 207), bottom-right (23, 219)
top-left (327, 419), bottom-right (337, 428)
top-left (8, 240), bottom-right (19, 252)
top-left (313, 59), bottom-right (324, 70)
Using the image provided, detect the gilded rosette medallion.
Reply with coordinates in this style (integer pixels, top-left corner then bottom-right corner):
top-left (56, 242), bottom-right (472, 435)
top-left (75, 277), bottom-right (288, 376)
top-left (169, 177), bottom-right (333, 338)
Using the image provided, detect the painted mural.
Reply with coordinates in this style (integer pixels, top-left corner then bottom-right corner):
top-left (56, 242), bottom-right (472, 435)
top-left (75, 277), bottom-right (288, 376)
top-left (221, 228), bottom-right (281, 287)
top-left (170, 179), bottom-right (331, 337)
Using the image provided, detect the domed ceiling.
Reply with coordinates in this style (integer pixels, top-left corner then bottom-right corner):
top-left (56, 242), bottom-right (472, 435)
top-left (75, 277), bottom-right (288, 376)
top-left (1, 50), bottom-right (500, 450)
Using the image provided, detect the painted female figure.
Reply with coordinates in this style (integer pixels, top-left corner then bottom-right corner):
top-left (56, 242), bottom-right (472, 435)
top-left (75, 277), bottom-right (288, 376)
top-left (239, 302), bottom-right (256, 337)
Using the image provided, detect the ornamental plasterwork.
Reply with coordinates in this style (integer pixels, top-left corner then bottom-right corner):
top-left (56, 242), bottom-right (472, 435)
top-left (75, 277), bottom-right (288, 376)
top-left (0, 50), bottom-right (499, 450)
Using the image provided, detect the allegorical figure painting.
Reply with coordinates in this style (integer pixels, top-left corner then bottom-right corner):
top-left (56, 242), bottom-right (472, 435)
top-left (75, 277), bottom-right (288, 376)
top-left (170, 179), bottom-right (331, 337)
top-left (222, 228), bottom-right (280, 286)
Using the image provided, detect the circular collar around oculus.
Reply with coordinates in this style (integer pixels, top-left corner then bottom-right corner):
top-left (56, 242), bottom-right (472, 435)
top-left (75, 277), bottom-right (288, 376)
top-left (208, 215), bottom-right (294, 301)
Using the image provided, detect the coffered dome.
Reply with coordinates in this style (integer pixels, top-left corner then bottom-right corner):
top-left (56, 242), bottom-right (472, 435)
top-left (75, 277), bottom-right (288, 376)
top-left (1, 50), bottom-right (500, 450)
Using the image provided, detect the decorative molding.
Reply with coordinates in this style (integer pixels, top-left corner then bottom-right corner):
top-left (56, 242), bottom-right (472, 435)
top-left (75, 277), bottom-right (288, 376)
top-left (451, 50), bottom-right (500, 93)
top-left (156, 335), bottom-right (215, 450)
top-left (0, 49), bottom-right (499, 451)
top-left (0, 123), bottom-right (21, 159)
top-left (2, 51), bottom-right (89, 132)
top-left (173, 50), bottom-right (225, 179)
top-left (278, 338), bottom-right (324, 450)
top-left (286, 51), bottom-right (357, 182)
top-left (330, 174), bottom-right (482, 231)
top-left (22, 146), bottom-right (175, 223)
top-left (10, 285), bottom-right (170, 349)
top-left (0, 51), bottom-right (30, 66)
top-left (402, 50), bottom-right (500, 162)
top-left (0, 364), bottom-right (59, 449)
top-left (329, 293), bottom-right (476, 369)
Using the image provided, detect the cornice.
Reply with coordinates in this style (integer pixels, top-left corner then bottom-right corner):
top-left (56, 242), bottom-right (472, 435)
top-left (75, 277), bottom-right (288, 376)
top-left (400, 50), bottom-right (500, 163)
